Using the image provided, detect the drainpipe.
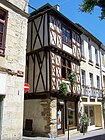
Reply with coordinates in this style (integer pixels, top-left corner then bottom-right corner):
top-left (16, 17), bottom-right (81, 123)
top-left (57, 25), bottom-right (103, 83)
top-left (99, 44), bottom-right (103, 95)
top-left (99, 44), bottom-right (104, 128)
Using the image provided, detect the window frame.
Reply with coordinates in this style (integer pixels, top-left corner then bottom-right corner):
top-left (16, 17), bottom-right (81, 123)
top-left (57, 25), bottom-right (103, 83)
top-left (61, 58), bottom-right (71, 80)
top-left (102, 53), bottom-right (105, 67)
top-left (81, 70), bottom-right (86, 86)
top-left (81, 40), bottom-right (85, 58)
top-left (96, 75), bottom-right (100, 89)
top-left (95, 49), bottom-right (99, 65)
top-left (62, 26), bottom-right (71, 47)
top-left (0, 8), bottom-right (7, 56)
top-left (89, 73), bottom-right (93, 87)
top-left (88, 44), bottom-right (92, 63)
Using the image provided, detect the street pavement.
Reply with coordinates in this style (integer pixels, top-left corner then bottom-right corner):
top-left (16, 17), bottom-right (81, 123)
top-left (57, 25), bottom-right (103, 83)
top-left (23, 128), bottom-right (105, 140)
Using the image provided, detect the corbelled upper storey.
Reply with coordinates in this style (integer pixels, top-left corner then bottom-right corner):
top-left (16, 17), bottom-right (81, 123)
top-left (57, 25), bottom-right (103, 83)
top-left (27, 3), bottom-right (82, 60)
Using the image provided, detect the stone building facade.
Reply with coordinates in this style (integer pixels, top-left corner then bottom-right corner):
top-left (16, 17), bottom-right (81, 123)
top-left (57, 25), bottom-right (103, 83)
top-left (0, 0), bottom-right (28, 140)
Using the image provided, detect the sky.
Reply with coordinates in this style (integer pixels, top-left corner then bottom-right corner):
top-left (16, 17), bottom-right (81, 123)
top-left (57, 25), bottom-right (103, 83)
top-left (28, 0), bottom-right (105, 45)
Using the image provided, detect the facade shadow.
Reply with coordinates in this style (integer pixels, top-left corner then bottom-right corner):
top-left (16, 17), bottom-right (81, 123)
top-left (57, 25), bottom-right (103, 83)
top-left (79, 134), bottom-right (105, 140)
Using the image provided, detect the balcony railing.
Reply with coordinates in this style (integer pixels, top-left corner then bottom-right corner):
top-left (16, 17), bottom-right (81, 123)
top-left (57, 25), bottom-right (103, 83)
top-left (81, 85), bottom-right (103, 98)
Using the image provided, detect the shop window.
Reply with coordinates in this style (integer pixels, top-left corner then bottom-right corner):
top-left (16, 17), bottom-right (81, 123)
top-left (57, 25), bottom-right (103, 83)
top-left (84, 106), bottom-right (95, 126)
top-left (61, 58), bottom-right (71, 80)
top-left (0, 9), bottom-right (7, 56)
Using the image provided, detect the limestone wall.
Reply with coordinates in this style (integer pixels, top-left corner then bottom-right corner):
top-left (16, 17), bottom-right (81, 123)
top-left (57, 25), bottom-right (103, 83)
top-left (6, 0), bottom-right (28, 12)
top-left (0, 1), bottom-right (28, 140)
top-left (24, 98), bottom-right (57, 137)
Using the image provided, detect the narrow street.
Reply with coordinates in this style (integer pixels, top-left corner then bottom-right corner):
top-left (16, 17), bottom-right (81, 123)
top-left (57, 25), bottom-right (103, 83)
top-left (23, 128), bottom-right (105, 140)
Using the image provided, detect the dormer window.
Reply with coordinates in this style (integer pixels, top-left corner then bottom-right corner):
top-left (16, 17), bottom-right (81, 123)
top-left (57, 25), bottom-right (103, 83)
top-left (62, 27), bottom-right (71, 47)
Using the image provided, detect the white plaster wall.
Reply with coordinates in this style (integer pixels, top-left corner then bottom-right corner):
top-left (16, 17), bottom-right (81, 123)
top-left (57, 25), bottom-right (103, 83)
top-left (0, 1), bottom-right (28, 140)
top-left (81, 34), bottom-right (101, 87)
top-left (100, 48), bottom-right (105, 72)
top-left (63, 44), bottom-right (72, 55)
top-left (27, 13), bottom-right (48, 53)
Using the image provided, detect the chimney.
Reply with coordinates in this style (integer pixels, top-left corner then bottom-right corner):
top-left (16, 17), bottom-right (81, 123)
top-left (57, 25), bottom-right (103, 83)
top-left (55, 4), bottom-right (60, 11)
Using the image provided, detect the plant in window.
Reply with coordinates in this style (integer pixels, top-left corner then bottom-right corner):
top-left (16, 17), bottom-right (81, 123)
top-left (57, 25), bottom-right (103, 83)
top-left (69, 72), bottom-right (76, 89)
top-left (59, 82), bottom-right (67, 96)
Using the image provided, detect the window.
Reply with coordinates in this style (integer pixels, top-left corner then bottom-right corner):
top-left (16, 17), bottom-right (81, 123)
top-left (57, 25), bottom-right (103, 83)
top-left (88, 44), bottom-right (92, 62)
top-left (102, 53), bottom-right (105, 67)
top-left (81, 70), bottom-right (86, 86)
top-left (81, 40), bottom-right (85, 58)
top-left (62, 27), bottom-right (71, 46)
top-left (72, 31), bottom-right (81, 44)
top-left (84, 106), bottom-right (95, 126)
top-left (89, 73), bottom-right (93, 87)
top-left (0, 97), bottom-right (2, 130)
top-left (0, 9), bottom-right (6, 55)
top-left (95, 49), bottom-right (99, 65)
top-left (96, 76), bottom-right (100, 89)
top-left (61, 58), bottom-right (71, 79)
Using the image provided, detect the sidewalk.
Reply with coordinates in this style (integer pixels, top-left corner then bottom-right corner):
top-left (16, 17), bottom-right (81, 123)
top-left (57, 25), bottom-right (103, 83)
top-left (23, 128), bottom-right (105, 140)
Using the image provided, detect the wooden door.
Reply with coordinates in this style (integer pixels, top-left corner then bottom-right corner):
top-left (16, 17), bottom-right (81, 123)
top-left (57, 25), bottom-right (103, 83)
top-left (57, 105), bottom-right (64, 135)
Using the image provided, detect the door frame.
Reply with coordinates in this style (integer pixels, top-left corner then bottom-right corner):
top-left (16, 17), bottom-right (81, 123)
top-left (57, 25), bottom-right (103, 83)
top-left (57, 104), bottom-right (65, 135)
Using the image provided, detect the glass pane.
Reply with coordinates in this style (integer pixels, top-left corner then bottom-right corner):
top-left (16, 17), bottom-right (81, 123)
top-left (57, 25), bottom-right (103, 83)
top-left (67, 60), bottom-right (71, 68)
top-left (0, 23), bottom-right (3, 32)
top-left (62, 67), bottom-right (66, 79)
top-left (84, 106), bottom-right (88, 117)
top-left (82, 70), bottom-right (85, 85)
top-left (0, 97), bottom-right (2, 124)
top-left (57, 109), bottom-right (62, 129)
top-left (67, 69), bottom-right (71, 78)
top-left (68, 102), bottom-right (75, 127)
top-left (89, 106), bottom-right (95, 125)
top-left (0, 9), bottom-right (5, 20)
top-left (62, 58), bottom-right (66, 66)
top-left (0, 33), bottom-right (2, 48)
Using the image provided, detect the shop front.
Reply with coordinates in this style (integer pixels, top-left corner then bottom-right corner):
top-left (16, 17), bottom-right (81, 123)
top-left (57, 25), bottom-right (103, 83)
top-left (57, 99), bottom-right (78, 135)
top-left (83, 104), bottom-right (103, 131)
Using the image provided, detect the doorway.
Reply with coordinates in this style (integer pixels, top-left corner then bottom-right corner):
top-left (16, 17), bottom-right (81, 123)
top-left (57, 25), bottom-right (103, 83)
top-left (57, 104), bottom-right (64, 135)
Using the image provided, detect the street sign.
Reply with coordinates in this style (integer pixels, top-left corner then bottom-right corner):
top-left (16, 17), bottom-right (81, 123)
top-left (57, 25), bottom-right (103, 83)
top-left (24, 83), bottom-right (30, 92)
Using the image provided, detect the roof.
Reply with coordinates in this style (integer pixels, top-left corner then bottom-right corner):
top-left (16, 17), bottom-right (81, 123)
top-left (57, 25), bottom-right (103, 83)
top-left (29, 3), bottom-right (82, 34)
top-left (75, 23), bottom-right (102, 46)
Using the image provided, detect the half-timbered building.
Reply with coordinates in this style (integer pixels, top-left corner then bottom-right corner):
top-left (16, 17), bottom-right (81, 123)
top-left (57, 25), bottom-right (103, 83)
top-left (24, 3), bottom-right (82, 137)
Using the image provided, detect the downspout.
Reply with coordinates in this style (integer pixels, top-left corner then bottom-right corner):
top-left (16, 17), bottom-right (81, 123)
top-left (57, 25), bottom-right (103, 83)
top-left (99, 44), bottom-right (103, 96)
top-left (99, 44), bottom-right (104, 128)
